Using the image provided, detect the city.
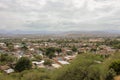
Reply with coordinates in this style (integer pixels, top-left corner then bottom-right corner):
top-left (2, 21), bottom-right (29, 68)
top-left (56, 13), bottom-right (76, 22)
top-left (0, 0), bottom-right (120, 80)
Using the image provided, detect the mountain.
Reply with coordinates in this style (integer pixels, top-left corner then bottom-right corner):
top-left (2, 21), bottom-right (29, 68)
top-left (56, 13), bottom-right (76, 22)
top-left (0, 30), bottom-right (119, 38)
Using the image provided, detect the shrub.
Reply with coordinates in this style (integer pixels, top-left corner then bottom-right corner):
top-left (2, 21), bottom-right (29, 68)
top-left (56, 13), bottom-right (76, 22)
top-left (109, 60), bottom-right (120, 75)
top-left (15, 57), bottom-right (32, 72)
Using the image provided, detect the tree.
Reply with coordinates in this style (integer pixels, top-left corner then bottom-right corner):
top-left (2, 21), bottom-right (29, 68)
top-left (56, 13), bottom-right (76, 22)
top-left (33, 54), bottom-right (43, 61)
top-left (5, 42), bottom-right (14, 51)
top-left (15, 57), bottom-right (32, 72)
top-left (72, 46), bottom-right (77, 52)
top-left (0, 53), bottom-right (15, 65)
top-left (46, 47), bottom-right (56, 59)
top-left (21, 42), bottom-right (28, 51)
top-left (109, 60), bottom-right (120, 75)
top-left (56, 48), bottom-right (62, 54)
top-left (105, 39), bottom-right (120, 49)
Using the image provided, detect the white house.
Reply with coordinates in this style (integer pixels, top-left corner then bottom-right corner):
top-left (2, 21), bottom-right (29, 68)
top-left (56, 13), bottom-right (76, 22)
top-left (4, 68), bottom-right (14, 74)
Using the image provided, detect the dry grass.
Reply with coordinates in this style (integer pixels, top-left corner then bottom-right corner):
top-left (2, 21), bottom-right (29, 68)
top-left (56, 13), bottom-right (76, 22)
top-left (114, 76), bottom-right (120, 80)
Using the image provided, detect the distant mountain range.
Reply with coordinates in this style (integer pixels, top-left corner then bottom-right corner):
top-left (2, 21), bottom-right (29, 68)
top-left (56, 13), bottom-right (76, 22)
top-left (0, 30), bottom-right (119, 38)
top-left (0, 30), bottom-right (120, 34)
top-left (0, 30), bottom-right (56, 34)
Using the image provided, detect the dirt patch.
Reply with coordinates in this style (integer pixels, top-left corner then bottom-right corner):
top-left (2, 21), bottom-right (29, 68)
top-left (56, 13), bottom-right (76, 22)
top-left (114, 76), bottom-right (120, 80)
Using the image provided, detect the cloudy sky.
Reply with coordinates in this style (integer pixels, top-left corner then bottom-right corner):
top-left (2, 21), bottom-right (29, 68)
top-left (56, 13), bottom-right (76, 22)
top-left (0, 0), bottom-right (120, 31)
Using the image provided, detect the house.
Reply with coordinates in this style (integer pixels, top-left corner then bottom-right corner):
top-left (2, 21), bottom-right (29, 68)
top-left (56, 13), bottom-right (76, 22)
top-left (29, 48), bottom-right (35, 51)
top-left (78, 48), bottom-right (87, 53)
top-left (14, 44), bottom-right (21, 49)
top-left (4, 68), bottom-right (14, 74)
top-left (89, 38), bottom-right (104, 42)
top-left (0, 65), bottom-right (14, 74)
top-left (32, 60), bottom-right (45, 65)
top-left (52, 64), bottom-right (61, 69)
top-left (32, 60), bottom-right (45, 68)
top-left (36, 50), bottom-right (44, 57)
top-left (58, 61), bottom-right (70, 65)
top-left (64, 55), bottom-right (76, 61)
top-left (53, 57), bottom-right (70, 65)
top-left (0, 43), bottom-right (5, 47)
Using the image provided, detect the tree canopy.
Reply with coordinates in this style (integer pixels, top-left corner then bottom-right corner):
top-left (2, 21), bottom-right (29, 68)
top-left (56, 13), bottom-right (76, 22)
top-left (15, 57), bottom-right (32, 72)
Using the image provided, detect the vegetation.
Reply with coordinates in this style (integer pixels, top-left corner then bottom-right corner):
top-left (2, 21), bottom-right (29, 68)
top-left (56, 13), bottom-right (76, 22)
top-left (15, 57), bottom-right (32, 72)
top-left (21, 42), bottom-right (28, 51)
top-left (105, 39), bottom-right (120, 49)
top-left (1, 37), bottom-right (120, 80)
top-left (0, 69), bottom-right (51, 80)
top-left (72, 46), bottom-right (77, 52)
top-left (53, 53), bottom-right (104, 80)
top-left (56, 48), bottom-right (62, 54)
top-left (0, 53), bottom-right (16, 65)
top-left (44, 59), bottom-right (52, 66)
top-left (33, 54), bottom-right (43, 61)
top-left (45, 47), bottom-right (56, 59)
top-left (1, 52), bottom-right (120, 80)
top-left (109, 60), bottom-right (120, 75)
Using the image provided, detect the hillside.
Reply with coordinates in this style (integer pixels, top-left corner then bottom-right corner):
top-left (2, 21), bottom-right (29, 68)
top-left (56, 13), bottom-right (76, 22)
top-left (1, 52), bottom-right (120, 80)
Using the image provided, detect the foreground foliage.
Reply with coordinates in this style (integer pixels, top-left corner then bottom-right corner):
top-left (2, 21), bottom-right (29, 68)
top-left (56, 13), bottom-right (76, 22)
top-left (1, 52), bottom-right (120, 80)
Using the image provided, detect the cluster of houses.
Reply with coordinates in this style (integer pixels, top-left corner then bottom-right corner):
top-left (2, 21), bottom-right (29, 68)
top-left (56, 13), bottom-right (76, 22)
top-left (0, 37), bottom-right (119, 74)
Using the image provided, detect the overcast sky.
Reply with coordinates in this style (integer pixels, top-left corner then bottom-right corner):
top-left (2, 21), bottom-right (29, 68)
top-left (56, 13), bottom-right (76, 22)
top-left (0, 0), bottom-right (120, 31)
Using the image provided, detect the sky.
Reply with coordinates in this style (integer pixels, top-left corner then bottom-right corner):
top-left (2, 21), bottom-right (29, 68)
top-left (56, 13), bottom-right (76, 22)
top-left (0, 0), bottom-right (120, 31)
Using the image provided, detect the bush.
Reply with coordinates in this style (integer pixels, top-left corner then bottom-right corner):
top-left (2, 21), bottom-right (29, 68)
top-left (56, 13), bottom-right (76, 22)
top-left (20, 69), bottom-right (51, 80)
top-left (53, 54), bottom-right (104, 80)
top-left (0, 53), bottom-right (16, 65)
top-left (105, 68), bottom-right (116, 80)
top-left (33, 54), bottom-right (43, 61)
top-left (46, 47), bottom-right (56, 59)
top-left (109, 60), bottom-right (120, 75)
top-left (72, 46), bottom-right (77, 52)
top-left (15, 57), bottom-right (32, 72)
top-left (44, 59), bottom-right (52, 66)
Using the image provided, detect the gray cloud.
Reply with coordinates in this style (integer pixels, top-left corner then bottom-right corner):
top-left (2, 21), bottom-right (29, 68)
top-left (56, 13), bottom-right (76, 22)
top-left (0, 0), bottom-right (120, 31)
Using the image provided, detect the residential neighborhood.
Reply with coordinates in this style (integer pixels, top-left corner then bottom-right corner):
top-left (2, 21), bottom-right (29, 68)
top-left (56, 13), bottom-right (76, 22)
top-left (0, 37), bottom-right (120, 74)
